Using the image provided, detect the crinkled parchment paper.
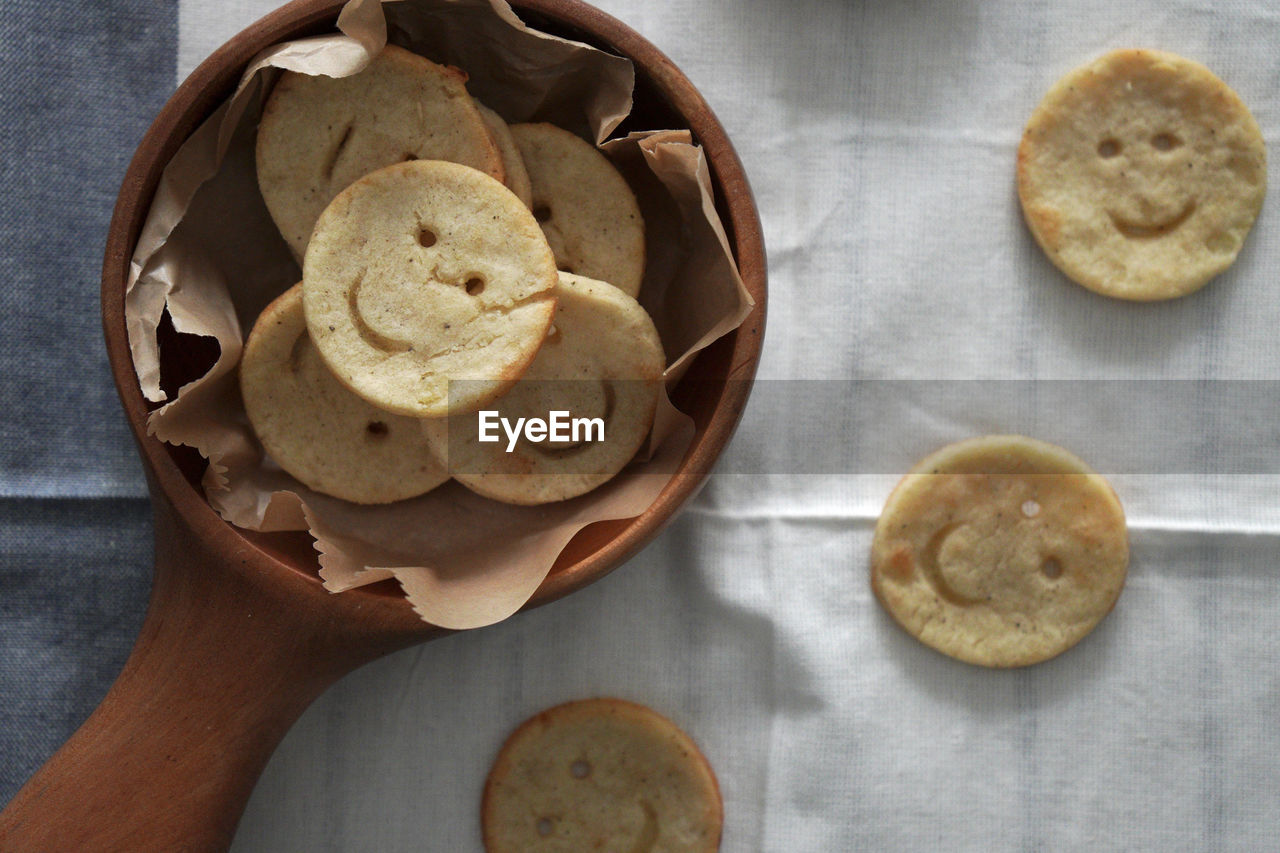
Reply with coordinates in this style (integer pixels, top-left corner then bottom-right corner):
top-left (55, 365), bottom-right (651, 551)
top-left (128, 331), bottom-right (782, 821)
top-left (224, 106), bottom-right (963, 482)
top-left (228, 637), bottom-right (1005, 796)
top-left (124, 0), bottom-right (754, 629)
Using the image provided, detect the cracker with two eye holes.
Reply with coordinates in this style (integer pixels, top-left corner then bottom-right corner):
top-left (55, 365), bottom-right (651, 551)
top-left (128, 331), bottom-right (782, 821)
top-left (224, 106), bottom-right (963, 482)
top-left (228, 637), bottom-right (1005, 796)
top-left (422, 272), bottom-right (664, 506)
top-left (871, 436), bottom-right (1129, 668)
top-left (482, 698), bottom-right (723, 853)
top-left (302, 159), bottom-right (558, 419)
top-left (256, 44), bottom-right (504, 260)
top-left (239, 285), bottom-right (449, 504)
top-left (1017, 49), bottom-right (1266, 301)
top-left (511, 122), bottom-right (646, 297)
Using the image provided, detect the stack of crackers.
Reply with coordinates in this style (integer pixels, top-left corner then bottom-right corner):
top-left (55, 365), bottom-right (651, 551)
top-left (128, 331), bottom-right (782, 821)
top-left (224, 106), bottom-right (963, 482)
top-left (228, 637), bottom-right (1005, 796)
top-left (240, 45), bottom-right (664, 507)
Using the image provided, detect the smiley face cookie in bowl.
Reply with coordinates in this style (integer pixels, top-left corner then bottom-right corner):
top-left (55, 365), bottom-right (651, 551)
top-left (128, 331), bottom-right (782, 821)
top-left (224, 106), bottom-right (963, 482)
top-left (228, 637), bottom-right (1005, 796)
top-left (302, 158), bottom-right (558, 419)
top-left (240, 284), bottom-right (449, 504)
top-left (423, 272), bottom-right (665, 506)
top-left (256, 44), bottom-right (504, 260)
top-left (1017, 49), bottom-right (1266, 301)
top-left (511, 122), bottom-right (646, 297)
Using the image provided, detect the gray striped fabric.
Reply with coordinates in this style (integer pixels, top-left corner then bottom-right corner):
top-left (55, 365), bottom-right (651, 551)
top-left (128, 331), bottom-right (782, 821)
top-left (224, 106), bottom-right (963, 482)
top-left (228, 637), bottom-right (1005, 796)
top-left (0, 0), bottom-right (176, 806)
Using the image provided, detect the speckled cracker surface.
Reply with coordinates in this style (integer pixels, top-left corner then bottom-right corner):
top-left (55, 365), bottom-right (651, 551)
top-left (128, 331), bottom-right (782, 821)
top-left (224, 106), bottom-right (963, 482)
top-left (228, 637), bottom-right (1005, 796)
top-left (511, 122), bottom-right (646, 297)
top-left (423, 272), bottom-right (663, 505)
top-left (303, 159), bottom-right (557, 418)
top-left (871, 435), bottom-right (1129, 668)
top-left (1017, 49), bottom-right (1266, 301)
top-left (239, 285), bottom-right (449, 504)
top-left (482, 698), bottom-right (723, 853)
top-left (256, 44), bottom-right (503, 259)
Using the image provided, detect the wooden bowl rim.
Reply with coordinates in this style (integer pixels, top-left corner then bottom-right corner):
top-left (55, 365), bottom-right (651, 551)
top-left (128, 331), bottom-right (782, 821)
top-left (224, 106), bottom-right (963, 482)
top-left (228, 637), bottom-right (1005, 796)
top-left (100, 0), bottom-right (767, 636)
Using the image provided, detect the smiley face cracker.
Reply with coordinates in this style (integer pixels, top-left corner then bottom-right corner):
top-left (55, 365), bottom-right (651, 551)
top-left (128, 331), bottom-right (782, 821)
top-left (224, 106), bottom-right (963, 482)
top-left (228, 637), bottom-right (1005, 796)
top-left (1018, 49), bottom-right (1266, 301)
top-left (871, 436), bottom-right (1128, 668)
top-left (482, 698), bottom-right (723, 853)
top-left (240, 285), bottom-right (449, 504)
top-left (423, 272), bottom-right (664, 505)
top-left (511, 123), bottom-right (646, 297)
top-left (256, 44), bottom-right (503, 260)
top-left (303, 159), bottom-right (558, 418)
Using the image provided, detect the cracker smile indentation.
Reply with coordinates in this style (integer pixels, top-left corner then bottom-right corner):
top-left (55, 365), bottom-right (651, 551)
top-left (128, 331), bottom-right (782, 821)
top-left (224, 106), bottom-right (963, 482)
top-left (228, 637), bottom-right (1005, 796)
top-left (322, 122), bottom-right (354, 182)
top-left (920, 522), bottom-right (984, 607)
top-left (627, 799), bottom-right (660, 853)
top-left (1109, 199), bottom-right (1196, 239)
top-left (287, 331), bottom-right (309, 374)
top-left (349, 272), bottom-right (412, 355)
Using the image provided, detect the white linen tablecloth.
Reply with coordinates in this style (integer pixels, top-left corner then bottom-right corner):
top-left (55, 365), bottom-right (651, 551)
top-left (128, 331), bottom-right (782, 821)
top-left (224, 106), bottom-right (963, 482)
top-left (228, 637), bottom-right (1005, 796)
top-left (208, 1), bottom-right (1280, 849)
top-left (13, 0), bottom-right (1280, 849)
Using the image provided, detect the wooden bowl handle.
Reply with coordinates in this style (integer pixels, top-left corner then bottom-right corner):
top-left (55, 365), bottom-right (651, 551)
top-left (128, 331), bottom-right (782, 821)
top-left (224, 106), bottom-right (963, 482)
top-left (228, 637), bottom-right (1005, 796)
top-left (0, 491), bottom-right (394, 851)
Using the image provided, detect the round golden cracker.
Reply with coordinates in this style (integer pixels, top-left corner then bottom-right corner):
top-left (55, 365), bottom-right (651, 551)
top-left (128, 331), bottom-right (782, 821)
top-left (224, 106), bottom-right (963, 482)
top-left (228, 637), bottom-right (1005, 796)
top-left (303, 159), bottom-right (558, 419)
top-left (476, 103), bottom-right (534, 209)
top-left (1017, 49), bottom-right (1266, 301)
top-left (422, 272), bottom-right (664, 505)
top-left (510, 122), bottom-right (646, 297)
top-left (482, 698), bottom-right (723, 853)
top-left (240, 284), bottom-right (449, 504)
top-left (256, 44), bottom-right (503, 259)
top-left (871, 435), bottom-right (1128, 668)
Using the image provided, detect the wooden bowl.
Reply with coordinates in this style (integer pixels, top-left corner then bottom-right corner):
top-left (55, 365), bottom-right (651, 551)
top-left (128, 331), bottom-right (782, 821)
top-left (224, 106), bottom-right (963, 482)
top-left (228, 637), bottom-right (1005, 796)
top-left (0, 1), bottom-right (765, 849)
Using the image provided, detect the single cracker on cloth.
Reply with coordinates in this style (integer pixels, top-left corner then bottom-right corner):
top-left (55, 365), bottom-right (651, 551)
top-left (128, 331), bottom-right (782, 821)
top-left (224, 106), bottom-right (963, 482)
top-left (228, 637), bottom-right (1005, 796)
top-left (422, 272), bottom-right (664, 505)
top-left (871, 435), bottom-right (1128, 668)
top-left (1017, 49), bottom-right (1266, 301)
top-left (256, 44), bottom-right (503, 259)
top-left (476, 102), bottom-right (534, 209)
top-left (303, 159), bottom-right (558, 418)
top-left (482, 698), bottom-right (723, 853)
top-left (511, 122), bottom-right (646, 297)
top-left (239, 284), bottom-right (449, 504)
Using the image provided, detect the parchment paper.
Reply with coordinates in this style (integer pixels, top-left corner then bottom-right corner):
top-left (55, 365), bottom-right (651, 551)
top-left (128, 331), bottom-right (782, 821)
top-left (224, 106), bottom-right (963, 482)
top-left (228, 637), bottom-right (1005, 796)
top-left (124, 0), bottom-right (753, 629)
